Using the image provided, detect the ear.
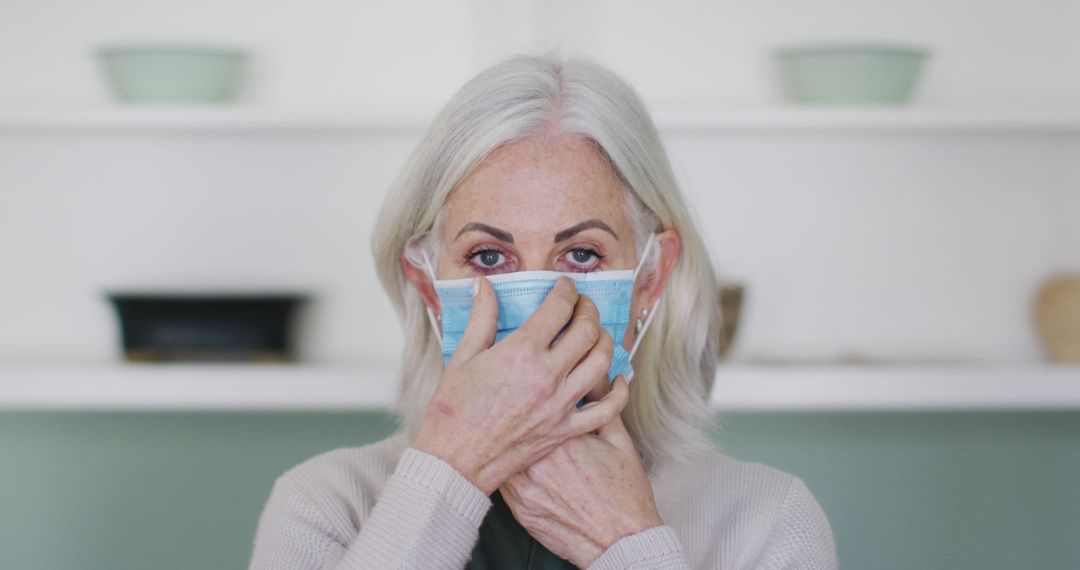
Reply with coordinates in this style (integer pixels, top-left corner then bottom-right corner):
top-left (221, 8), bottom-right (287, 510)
top-left (634, 228), bottom-right (680, 312)
top-left (400, 252), bottom-right (440, 318)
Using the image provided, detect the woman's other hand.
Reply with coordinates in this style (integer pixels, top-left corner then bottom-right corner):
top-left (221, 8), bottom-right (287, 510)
top-left (499, 405), bottom-right (664, 568)
top-left (412, 276), bottom-right (630, 495)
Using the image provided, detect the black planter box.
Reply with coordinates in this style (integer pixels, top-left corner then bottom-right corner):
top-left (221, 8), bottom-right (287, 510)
top-left (106, 292), bottom-right (308, 363)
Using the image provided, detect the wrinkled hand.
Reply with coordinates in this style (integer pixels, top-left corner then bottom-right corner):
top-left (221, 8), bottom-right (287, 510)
top-left (500, 404), bottom-right (664, 569)
top-left (413, 276), bottom-right (630, 495)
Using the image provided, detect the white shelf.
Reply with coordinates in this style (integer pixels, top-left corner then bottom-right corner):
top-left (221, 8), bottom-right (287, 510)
top-left (711, 364), bottom-right (1080, 411)
top-left (1, 363), bottom-right (1078, 412)
top-left (0, 106), bottom-right (432, 133)
top-left (0, 363), bottom-right (399, 411)
top-left (3, 106), bottom-right (1080, 134)
top-left (654, 107), bottom-right (1080, 133)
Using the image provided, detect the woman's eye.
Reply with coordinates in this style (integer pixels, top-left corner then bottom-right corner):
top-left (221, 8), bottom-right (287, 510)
top-left (565, 248), bottom-right (602, 269)
top-left (471, 249), bottom-right (504, 268)
top-left (571, 249), bottom-right (595, 264)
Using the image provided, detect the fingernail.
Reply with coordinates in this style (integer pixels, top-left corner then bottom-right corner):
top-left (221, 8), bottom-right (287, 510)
top-left (472, 277), bottom-right (479, 298)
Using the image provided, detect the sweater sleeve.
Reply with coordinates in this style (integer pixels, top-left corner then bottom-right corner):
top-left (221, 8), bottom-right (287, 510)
top-left (755, 477), bottom-right (837, 570)
top-left (249, 447), bottom-right (492, 570)
top-left (586, 526), bottom-right (691, 570)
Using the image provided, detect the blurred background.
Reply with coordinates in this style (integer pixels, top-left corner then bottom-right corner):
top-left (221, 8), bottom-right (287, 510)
top-left (2, 0), bottom-right (1079, 568)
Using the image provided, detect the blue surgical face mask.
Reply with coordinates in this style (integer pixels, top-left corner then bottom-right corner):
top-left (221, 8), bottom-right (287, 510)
top-left (421, 234), bottom-right (659, 391)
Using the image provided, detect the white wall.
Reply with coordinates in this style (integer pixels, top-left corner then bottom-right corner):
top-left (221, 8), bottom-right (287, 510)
top-left (1061, 139), bottom-right (1080, 271)
top-left (0, 126), bottom-right (1073, 365)
top-left (0, 0), bottom-right (475, 108)
top-left (0, 130), bottom-right (419, 364)
top-left (1, 1), bottom-right (1077, 367)
top-left (536, 0), bottom-right (1080, 106)
top-left (2, 0), bottom-right (1079, 107)
top-left (665, 131), bottom-right (1068, 363)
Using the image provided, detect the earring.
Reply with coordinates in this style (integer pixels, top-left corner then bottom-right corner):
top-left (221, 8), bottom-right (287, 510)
top-left (635, 307), bottom-right (648, 335)
top-left (436, 314), bottom-right (442, 321)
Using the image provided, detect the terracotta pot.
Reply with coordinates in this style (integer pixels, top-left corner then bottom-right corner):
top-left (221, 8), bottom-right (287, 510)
top-left (1034, 274), bottom-right (1080, 363)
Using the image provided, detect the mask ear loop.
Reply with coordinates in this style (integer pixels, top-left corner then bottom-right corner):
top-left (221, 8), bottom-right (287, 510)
top-left (631, 233), bottom-right (657, 282)
top-left (628, 232), bottom-right (661, 367)
top-left (417, 247), bottom-right (443, 344)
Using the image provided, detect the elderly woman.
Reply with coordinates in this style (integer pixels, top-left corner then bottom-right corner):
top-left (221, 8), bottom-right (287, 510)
top-left (250, 53), bottom-right (836, 570)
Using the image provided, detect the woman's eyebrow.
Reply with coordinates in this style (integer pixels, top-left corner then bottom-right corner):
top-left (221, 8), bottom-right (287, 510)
top-left (454, 222), bottom-right (515, 243)
top-left (554, 219), bottom-right (619, 242)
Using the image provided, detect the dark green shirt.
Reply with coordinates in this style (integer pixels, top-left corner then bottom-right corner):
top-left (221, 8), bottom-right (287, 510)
top-left (466, 490), bottom-right (577, 569)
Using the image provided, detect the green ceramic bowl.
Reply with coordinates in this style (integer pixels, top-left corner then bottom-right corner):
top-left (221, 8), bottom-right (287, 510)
top-left (776, 44), bottom-right (930, 105)
top-left (97, 45), bottom-right (249, 104)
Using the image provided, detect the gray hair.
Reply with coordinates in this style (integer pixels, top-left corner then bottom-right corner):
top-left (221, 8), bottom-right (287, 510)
top-left (372, 52), bottom-right (721, 472)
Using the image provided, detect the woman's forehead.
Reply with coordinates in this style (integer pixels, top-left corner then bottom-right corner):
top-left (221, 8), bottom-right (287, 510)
top-left (442, 136), bottom-right (630, 239)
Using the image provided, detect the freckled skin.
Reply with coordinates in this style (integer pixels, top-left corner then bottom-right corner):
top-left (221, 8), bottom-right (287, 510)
top-left (438, 135), bottom-right (641, 351)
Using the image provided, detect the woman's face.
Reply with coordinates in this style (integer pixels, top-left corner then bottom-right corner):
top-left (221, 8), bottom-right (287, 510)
top-left (402, 133), bottom-right (680, 354)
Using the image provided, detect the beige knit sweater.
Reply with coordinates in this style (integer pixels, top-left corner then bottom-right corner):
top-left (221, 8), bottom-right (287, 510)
top-left (249, 430), bottom-right (836, 569)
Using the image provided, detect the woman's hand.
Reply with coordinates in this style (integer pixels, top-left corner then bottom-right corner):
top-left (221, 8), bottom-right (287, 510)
top-left (499, 408), bottom-right (664, 568)
top-left (412, 276), bottom-right (630, 495)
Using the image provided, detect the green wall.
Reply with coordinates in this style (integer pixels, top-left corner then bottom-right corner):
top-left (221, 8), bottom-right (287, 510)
top-left (1, 411), bottom-right (1077, 569)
